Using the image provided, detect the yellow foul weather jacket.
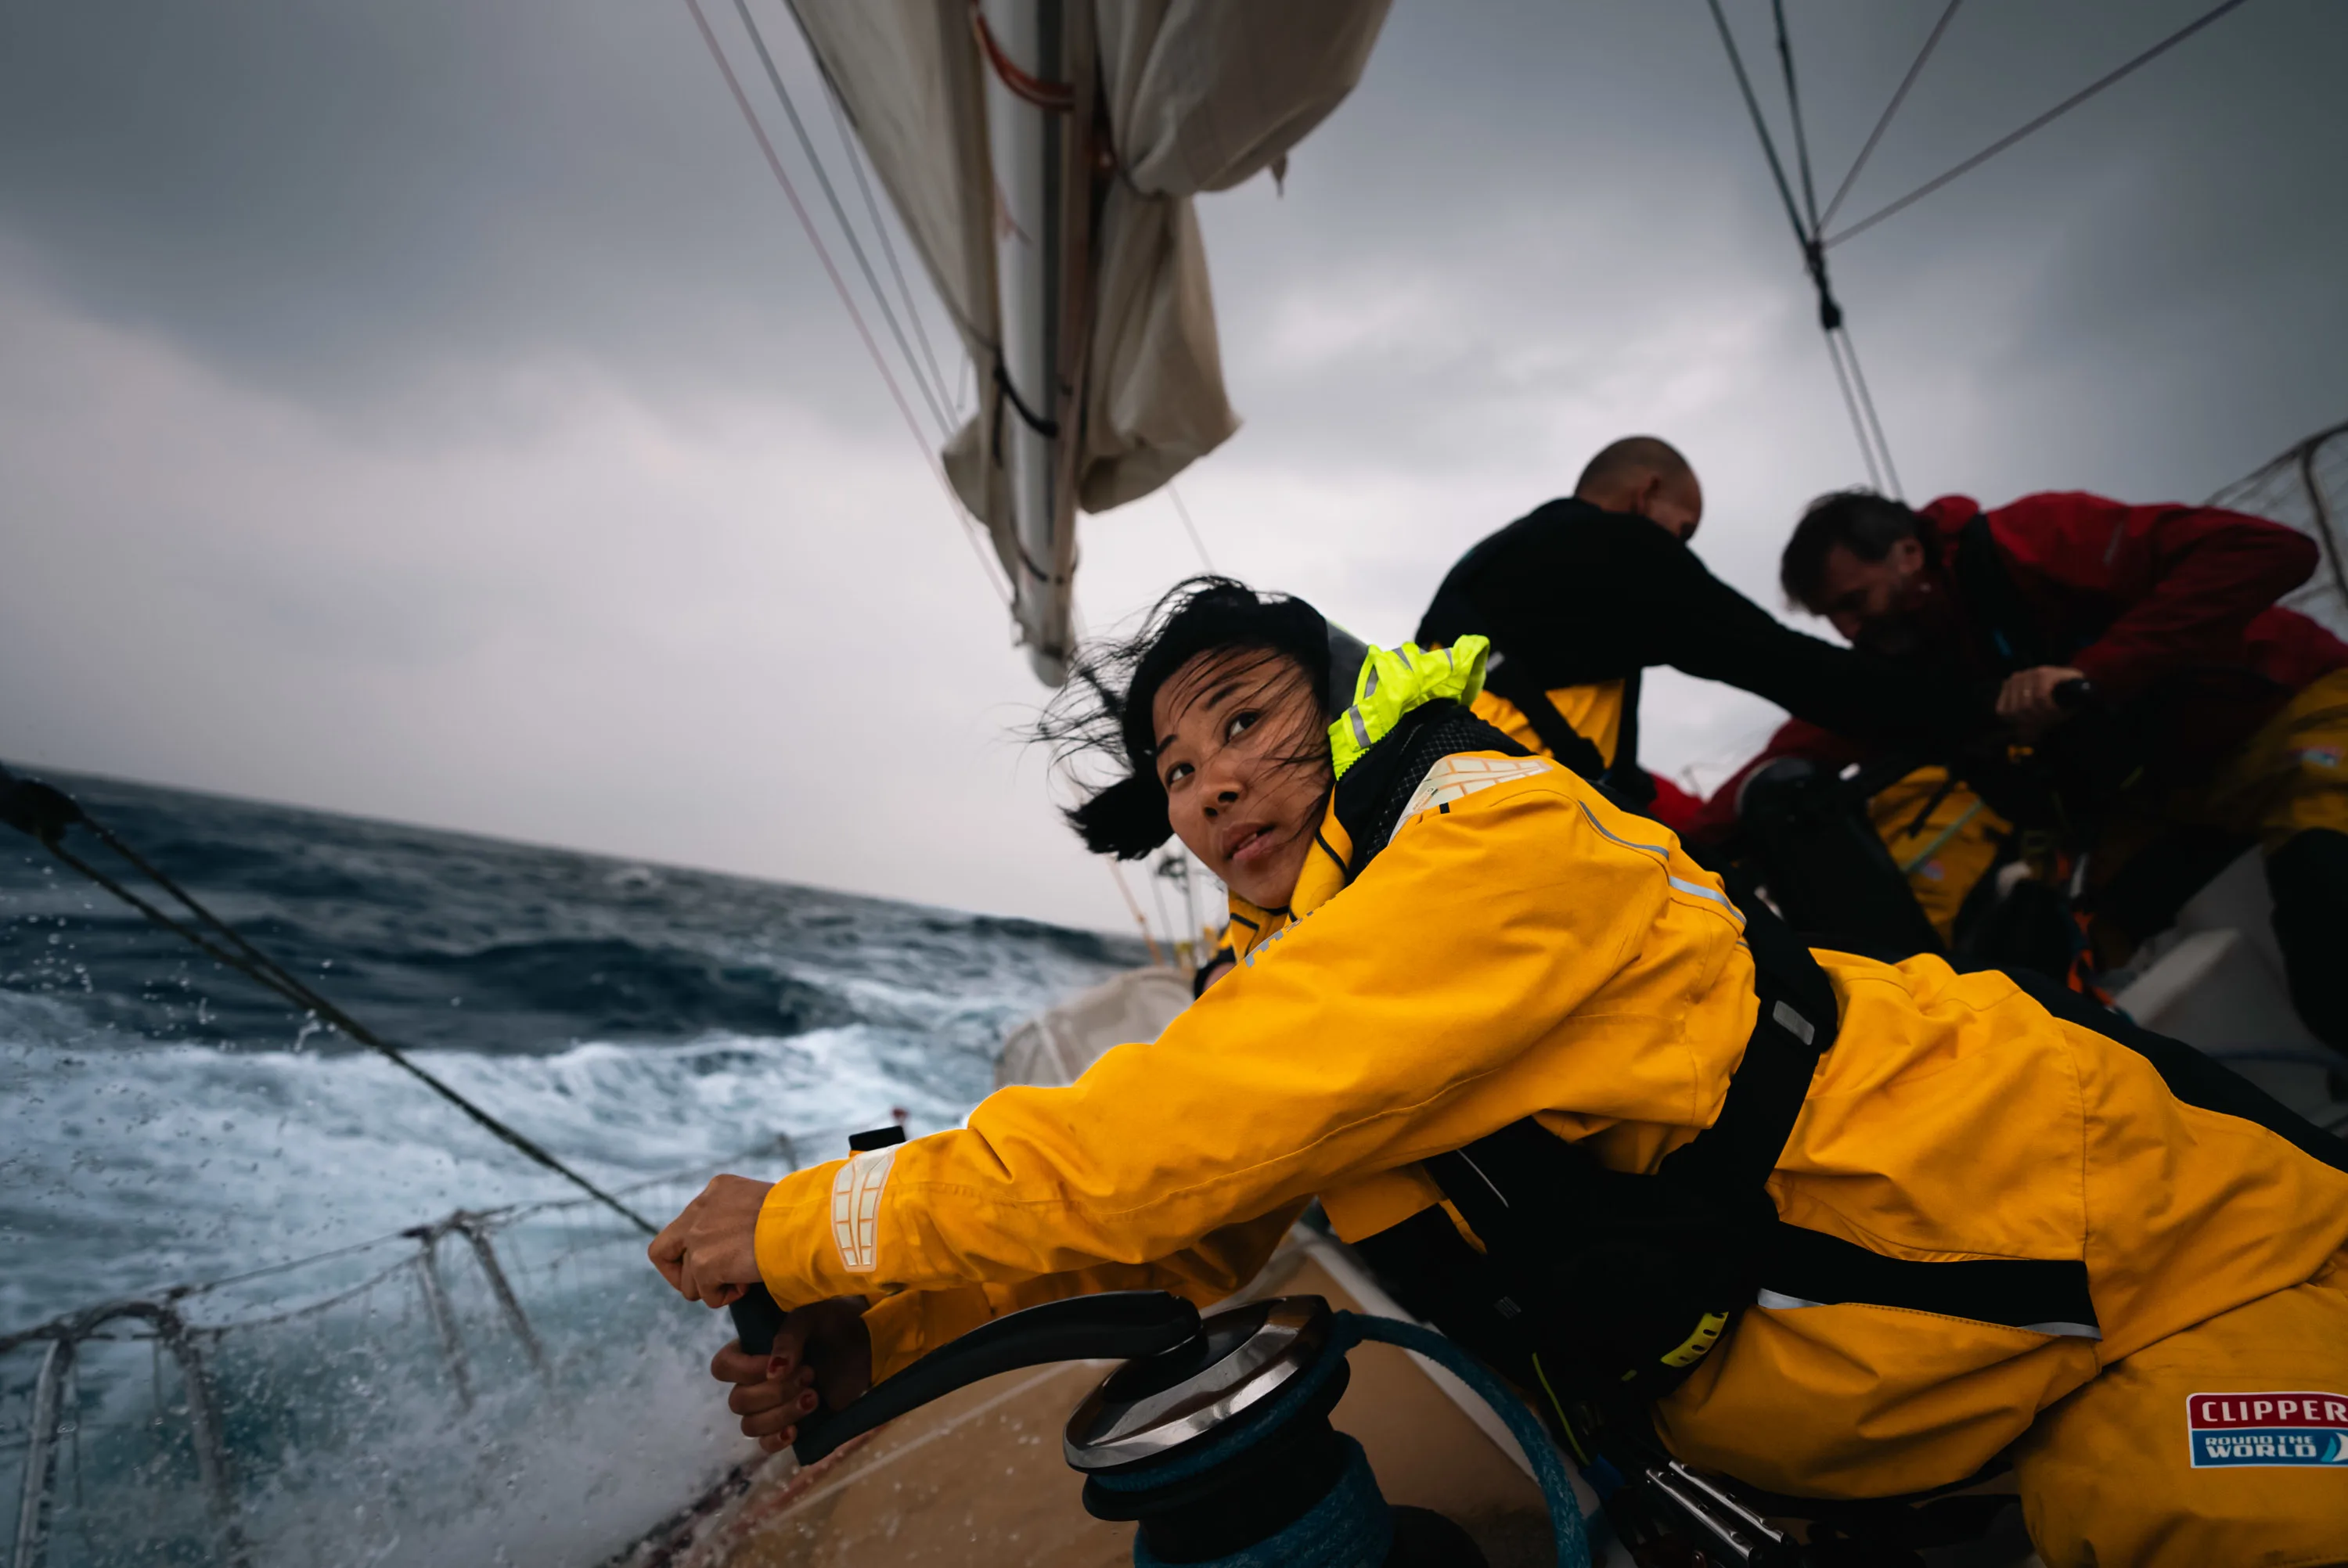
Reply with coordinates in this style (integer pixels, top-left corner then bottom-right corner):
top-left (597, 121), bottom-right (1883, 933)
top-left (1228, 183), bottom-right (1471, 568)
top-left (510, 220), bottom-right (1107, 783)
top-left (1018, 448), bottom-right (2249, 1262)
top-left (751, 647), bottom-right (2348, 1500)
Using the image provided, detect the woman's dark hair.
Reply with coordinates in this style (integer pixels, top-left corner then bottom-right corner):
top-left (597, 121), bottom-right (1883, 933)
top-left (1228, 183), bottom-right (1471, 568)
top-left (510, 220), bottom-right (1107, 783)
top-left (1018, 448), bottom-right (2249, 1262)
top-left (1038, 576), bottom-right (1335, 860)
top-left (1781, 489), bottom-right (1924, 608)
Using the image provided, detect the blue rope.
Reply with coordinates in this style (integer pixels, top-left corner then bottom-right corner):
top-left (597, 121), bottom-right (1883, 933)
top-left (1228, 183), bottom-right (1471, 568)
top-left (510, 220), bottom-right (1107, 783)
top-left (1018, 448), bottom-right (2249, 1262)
top-left (1131, 1435), bottom-right (1394, 1568)
top-left (1342, 1314), bottom-right (1592, 1568)
top-left (1097, 1311), bottom-right (1592, 1568)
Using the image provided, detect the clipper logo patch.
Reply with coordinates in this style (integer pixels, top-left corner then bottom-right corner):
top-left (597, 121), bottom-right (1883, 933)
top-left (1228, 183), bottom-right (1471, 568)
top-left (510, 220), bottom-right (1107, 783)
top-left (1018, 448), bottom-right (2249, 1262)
top-left (2187, 1393), bottom-right (2348, 1467)
top-left (830, 1148), bottom-right (895, 1274)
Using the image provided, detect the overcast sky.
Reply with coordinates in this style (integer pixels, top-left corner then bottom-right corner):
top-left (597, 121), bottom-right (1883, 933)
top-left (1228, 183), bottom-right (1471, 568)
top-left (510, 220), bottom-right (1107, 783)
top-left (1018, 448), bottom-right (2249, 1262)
top-left (2, 0), bottom-right (2342, 933)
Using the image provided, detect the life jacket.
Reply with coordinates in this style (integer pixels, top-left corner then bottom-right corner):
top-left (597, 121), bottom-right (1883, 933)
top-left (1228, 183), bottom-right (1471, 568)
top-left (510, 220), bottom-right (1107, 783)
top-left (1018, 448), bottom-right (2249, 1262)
top-left (1320, 642), bottom-right (1840, 1423)
top-left (772, 635), bottom-right (2348, 1503)
top-left (1317, 638), bottom-right (2348, 1498)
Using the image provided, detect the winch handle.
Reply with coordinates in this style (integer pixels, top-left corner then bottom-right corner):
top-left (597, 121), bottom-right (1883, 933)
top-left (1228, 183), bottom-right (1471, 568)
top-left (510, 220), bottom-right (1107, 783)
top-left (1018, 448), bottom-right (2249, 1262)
top-left (728, 1284), bottom-right (788, 1357)
top-left (792, 1291), bottom-right (1201, 1466)
top-left (2052, 676), bottom-right (2101, 713)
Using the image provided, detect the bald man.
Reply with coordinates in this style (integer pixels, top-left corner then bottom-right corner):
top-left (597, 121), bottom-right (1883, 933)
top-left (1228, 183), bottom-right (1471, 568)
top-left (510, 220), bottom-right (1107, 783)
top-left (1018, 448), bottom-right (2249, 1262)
top-left (1417, 437), bottom-right (1982, 822)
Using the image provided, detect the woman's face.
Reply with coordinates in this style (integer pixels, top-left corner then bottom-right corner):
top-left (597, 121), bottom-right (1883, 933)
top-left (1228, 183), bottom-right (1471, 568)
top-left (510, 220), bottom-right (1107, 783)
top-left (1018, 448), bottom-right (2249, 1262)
top-left (1150, 648), bottom-right (1331, 910)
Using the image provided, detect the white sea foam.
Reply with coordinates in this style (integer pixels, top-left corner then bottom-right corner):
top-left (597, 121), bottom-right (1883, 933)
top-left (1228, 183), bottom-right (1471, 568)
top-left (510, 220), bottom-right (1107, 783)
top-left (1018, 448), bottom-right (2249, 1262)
top-left (1, 773), bottom-right (1141, 1564)
top-left (0, 1017), bottom-right (992, 1330)
top-left (0, 1014), bottom-right (1048, 1566)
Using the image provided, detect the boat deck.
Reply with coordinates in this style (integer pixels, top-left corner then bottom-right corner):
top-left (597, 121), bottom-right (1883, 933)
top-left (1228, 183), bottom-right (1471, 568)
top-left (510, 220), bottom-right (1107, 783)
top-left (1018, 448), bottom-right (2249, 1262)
top-left (657, 1239), bottom-right (1574, 1568)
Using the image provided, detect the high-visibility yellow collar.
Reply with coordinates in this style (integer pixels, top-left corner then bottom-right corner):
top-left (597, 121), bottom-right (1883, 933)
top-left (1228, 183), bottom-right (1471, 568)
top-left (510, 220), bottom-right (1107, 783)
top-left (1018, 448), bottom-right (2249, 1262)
top-left (1223, 636), bottom-right (1489, 959)
top-left (1328, 638), bottom-right (1489, 781)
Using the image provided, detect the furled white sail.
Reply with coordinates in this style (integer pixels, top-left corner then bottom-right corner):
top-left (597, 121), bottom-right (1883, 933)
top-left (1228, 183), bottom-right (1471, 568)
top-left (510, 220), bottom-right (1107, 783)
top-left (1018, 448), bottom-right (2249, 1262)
top-left (787, 0), bottom-right (1392, 681)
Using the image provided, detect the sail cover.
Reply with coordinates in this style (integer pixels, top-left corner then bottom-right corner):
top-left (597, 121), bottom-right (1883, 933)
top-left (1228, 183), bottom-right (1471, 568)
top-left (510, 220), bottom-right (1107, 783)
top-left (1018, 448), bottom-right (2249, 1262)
top-left (786, 0), bottom-right (1391, 679)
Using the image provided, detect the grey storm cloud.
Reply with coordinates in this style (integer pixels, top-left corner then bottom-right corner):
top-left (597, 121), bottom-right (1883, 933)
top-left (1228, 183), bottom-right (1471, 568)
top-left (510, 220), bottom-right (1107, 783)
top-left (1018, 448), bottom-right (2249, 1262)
top-left (1205, 0), bottom-right (2347, 496)
top-left (6, 0), bottom-right (2339, 455)
top-left (1, 0), bottom-right (2343, 926)
top-left (0, 0), bottom-right (881, 420)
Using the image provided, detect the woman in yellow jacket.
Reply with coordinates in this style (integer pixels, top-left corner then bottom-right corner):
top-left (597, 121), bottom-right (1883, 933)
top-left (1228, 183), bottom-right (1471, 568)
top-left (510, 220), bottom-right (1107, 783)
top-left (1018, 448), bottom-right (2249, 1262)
top-left (654, 579), bottom-right (2348, 1567)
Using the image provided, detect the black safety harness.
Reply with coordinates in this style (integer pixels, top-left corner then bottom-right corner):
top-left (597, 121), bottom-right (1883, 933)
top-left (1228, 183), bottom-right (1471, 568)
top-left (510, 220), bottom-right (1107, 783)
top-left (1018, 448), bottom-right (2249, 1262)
top-left (1330, 701), bottom-right (2102, 1444)
top-left (1477, 656), bottom-right (1657, 811)
top-left (1316, 693), bottom-right (2348, 1553)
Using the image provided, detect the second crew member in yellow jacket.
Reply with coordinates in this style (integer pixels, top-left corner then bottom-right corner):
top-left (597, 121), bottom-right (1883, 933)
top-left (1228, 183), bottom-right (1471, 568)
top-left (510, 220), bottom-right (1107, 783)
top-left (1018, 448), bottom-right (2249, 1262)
top-left (654, 577), bottom-right (2348, 1567)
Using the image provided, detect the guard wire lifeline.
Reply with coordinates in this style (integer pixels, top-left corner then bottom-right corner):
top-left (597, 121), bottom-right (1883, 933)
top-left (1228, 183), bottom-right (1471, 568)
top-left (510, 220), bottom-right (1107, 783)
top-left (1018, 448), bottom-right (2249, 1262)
top-left (0, 761), bottom-right (658, 1235)
top-left (4, 1131), bottom-right (820, 1568)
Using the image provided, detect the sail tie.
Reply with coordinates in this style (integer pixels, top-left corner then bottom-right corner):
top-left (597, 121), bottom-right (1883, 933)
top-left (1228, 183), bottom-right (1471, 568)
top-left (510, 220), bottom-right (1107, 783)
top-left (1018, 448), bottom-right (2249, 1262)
top-left (969, 2), bottom-right (1075, 113)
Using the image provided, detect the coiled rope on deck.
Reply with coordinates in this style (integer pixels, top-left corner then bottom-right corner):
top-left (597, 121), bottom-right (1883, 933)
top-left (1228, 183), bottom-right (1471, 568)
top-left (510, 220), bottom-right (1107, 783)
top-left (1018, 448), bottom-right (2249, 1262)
top-left (0, 761), bottom-right (657, 1234)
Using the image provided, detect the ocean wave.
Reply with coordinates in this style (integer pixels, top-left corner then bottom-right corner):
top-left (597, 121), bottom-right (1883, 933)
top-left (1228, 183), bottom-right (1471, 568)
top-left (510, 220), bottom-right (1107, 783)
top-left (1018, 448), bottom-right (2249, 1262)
top-left (2, 1020), bottom-right (1011, 1332)
top-left (0, 771), bottom-right (1143, 1566)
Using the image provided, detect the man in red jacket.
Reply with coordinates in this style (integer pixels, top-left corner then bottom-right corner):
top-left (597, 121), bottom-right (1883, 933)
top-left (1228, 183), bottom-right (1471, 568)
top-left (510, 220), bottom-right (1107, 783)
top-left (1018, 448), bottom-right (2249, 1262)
top-left (1770, 487), bottom-right (2348, 1048)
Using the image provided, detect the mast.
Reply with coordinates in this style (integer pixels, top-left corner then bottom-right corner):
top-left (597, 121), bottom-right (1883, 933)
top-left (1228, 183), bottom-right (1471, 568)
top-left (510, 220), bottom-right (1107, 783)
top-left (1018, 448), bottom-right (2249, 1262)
top-left (976, 0), bottom-right (1094, 683)
top-left (771, 0), bottom-right (1388, 685)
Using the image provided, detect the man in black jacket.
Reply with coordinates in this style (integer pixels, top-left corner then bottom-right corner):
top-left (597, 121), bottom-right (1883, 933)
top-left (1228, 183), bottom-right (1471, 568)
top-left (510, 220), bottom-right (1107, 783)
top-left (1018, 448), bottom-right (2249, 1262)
top-left (1417, 437), bottom-right (1982, 821)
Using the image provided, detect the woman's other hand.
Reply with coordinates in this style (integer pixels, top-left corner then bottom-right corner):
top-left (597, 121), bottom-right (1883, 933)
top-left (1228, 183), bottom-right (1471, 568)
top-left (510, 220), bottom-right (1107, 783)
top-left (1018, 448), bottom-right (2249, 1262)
top-left (708, 1296), bottom-right (873, 1453)
top-left (649, 1174), bottom-right (774, 1307)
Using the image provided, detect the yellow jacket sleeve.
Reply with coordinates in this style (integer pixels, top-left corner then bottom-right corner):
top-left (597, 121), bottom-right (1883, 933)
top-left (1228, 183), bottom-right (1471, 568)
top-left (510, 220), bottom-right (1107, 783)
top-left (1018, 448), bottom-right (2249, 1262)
top-left (755, 768), bottom-right (1747, 1311)
top-left (859, 1202), bottom-right (1305, 1382)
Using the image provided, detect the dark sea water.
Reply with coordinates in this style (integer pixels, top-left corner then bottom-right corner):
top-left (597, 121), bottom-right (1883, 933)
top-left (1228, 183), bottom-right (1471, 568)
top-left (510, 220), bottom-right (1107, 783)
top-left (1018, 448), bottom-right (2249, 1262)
top-left (0, 768), bottom-right (1141, 1566)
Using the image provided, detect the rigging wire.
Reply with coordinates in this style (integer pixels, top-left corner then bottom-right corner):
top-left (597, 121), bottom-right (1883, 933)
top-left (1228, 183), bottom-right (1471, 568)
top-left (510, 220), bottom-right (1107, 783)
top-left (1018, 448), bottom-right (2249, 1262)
top-left (1106, 861), bottom-right (1165, 967)
top-left (1833, 318), bottom-right (1903, 498)
top-left (1817, 0), bottom-right (1964, 234)
top-left (682, 0), bottom-right (1012, 606)
top-left (1167, 484), bottom-right (1216, 574)
top-left (814, 59), bottom-right (960, 441)
top-left (1770, 0), bottom-right (1825, 234)
top-left (1147, 855), bottom-right (1179, 962)
top-left (1824, 0), bottom-right (2259, 250)
top-left (1704, 0), bottom-right (1902, 495)
top-left (1773, 0), bottom-right (1903, 494)
top-left (730, 0), bottom-right (953, 440)
top-left (1703, 0), bottom-right (1808, 250)
top-left (1820, 330), bottom-right (1884, 493)
top-left (0, 767), bottom-right (659, 1234)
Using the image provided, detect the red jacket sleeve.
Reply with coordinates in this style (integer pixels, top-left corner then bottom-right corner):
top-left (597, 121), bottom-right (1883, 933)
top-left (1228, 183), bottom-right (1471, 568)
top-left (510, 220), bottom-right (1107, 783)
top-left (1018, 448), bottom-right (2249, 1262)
top-left (1989, 492), bottom-right (2318, 699)
top-left (1644, 773), bottom-right (1704, 836)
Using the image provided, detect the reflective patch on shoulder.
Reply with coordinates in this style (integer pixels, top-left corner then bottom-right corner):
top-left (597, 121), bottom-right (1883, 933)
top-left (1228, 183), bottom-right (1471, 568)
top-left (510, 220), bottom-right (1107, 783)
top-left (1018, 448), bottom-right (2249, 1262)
top-left (1668, 873), bottom-right (1745, 926)
top-left (830, 1147), bottom-right (895, 1274)
top-left (1400, 753), bottom-right (1552, 821)
top-left (1756, 1289), bottom-right (1824, 1311)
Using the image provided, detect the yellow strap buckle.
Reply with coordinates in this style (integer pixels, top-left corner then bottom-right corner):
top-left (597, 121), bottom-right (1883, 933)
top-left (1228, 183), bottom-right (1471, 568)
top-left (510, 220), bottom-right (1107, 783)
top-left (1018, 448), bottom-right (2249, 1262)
top-left (1659, 1311), bottom-right (1730, 1370)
